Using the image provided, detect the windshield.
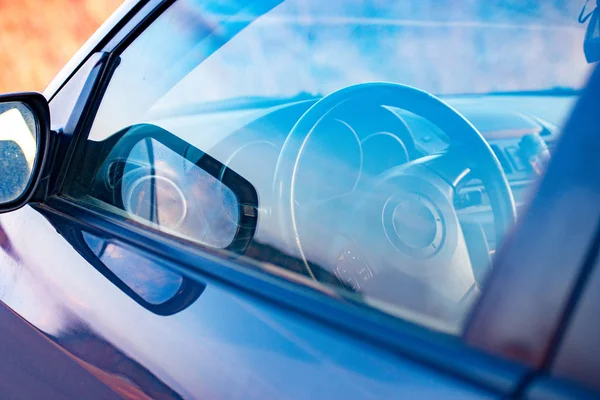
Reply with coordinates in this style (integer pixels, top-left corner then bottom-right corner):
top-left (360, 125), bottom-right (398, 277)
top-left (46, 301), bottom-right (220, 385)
top-left (156, 0), bottom-right (591, 109)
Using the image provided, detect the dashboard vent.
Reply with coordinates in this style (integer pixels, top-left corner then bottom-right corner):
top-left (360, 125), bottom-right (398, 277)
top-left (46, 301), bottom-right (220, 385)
top-left (490, 144), bottom-right (513, 174)
top-left (544, 139), bottom-right (557, 153)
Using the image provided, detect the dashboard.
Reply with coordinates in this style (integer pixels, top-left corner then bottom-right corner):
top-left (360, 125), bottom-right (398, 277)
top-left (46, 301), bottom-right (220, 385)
top-left (149, 93), bottom-right (576, 265)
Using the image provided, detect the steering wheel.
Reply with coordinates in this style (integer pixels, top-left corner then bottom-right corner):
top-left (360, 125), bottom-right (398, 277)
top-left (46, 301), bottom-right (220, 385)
top-left (273, 82), bottom-right (517, 319)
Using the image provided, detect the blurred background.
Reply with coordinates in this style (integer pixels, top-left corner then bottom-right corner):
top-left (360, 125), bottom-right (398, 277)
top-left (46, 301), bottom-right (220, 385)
top-left (0, 0), bottom-right (123, 93)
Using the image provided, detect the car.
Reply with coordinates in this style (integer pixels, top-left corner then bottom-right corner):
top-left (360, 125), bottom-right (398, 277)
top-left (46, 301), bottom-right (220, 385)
top-left (0, 0), bottom-right (599, 398)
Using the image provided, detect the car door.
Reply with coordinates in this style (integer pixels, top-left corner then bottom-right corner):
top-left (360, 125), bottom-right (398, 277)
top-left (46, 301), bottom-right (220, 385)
top-left (0, 0), bottom-right (597, 399)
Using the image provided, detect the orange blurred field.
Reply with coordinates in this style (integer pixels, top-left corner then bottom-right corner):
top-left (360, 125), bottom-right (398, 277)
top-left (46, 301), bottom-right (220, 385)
top-left (0, 0), bottom-right (123, 93)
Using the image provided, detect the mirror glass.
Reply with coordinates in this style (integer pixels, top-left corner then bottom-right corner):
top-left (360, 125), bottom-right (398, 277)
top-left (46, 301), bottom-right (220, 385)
top-left (0, 102), bottom-right (38, 204)
top-left (121, 138), bottom-right (240, 248)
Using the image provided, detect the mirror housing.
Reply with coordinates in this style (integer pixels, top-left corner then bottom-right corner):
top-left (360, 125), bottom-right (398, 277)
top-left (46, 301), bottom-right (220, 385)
top-left (56, 123), bottom-right (260, 314)
top-left (80, 123), bottom-right (259, 255)
top-left (0, 92), bottom-right (51, 213)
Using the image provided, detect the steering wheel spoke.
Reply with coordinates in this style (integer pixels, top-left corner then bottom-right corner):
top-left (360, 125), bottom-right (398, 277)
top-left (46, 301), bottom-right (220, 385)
top-left (392, 146), bottom-right (470, 200)
top-left (421, 146), bottom-right (471, 188)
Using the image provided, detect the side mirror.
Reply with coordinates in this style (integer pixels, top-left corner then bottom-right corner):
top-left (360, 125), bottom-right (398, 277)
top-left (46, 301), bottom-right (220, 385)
top-left (79, 123), bottom-right (259, 255)
top-left (58, 123), bottom-right (259, 314)
top-left (40, 210), bottom-right (205, 316)
top-left (0, 93), bottom-right (50, 212)
top-left (77, 227), bottom-right (203, 315)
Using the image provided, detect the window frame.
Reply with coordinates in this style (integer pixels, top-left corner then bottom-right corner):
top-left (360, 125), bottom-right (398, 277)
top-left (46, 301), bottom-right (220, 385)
top-left (39, 0), bottom-right (598, 396)
top-left (523, 70), bottom-right (600, 397)
top-left (465, 66), bottom-right (600, 367)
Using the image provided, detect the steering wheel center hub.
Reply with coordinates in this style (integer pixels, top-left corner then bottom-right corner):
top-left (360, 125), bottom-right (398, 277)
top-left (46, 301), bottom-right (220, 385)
top-left (392, 200), bottom-right (437, 247)
top-left (383, 193), bottom-right (444, 258)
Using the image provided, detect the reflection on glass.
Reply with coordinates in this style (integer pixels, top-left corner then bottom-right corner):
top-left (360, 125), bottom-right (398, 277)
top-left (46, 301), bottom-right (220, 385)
top-left (75, 0), bottom-right (589, 334)
top-left (0, 102), bottom-right (37, 203)
top-left (122, 138), bottom-right (240, 248)
top-left (83, 232), bottom-right (183, 305)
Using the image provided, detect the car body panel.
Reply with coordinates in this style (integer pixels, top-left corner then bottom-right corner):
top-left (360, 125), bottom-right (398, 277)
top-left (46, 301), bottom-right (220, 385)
top-left (0, 301), bottom-right (121, 399)
top-left (0, 204), bottom-right (498, 399)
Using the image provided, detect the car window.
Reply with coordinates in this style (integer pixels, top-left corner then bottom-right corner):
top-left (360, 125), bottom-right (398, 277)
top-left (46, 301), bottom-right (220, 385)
top-left (63, 0), bottom-right (590, 333)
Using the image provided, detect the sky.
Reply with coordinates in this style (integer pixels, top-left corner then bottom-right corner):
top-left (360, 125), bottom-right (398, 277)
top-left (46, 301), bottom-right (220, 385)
top-left (0, 0), bottom-right (123, 93)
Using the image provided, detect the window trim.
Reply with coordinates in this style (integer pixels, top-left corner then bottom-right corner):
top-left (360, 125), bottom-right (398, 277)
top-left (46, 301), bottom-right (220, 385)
top-left (465, 66), bottom-right (600, 373)
top-left (44, 0), bottom-right (163, 102)
top-left (47, 52), bottom-right (112, 196)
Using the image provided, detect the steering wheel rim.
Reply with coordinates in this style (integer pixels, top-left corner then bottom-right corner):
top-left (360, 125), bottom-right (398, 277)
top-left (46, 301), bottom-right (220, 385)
top-left (273, 82), bottom-right (517, 288)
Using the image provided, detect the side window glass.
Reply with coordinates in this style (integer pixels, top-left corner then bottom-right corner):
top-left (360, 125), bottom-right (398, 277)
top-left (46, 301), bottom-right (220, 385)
top-left (64, 0), bottom-right (589, 333)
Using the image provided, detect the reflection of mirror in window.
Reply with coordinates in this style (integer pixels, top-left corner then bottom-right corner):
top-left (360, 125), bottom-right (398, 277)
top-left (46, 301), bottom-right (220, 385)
top-left (0, 102), bottom-right (38, 203)
top-left (121, 138), bottom-right (240, 248)
top-left (82, 231), bottom-right (183, 305)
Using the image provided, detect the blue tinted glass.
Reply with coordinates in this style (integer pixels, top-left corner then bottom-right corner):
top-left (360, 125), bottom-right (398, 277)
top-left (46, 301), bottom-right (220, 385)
top-left (75, 0), bottom-right (588, 333)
